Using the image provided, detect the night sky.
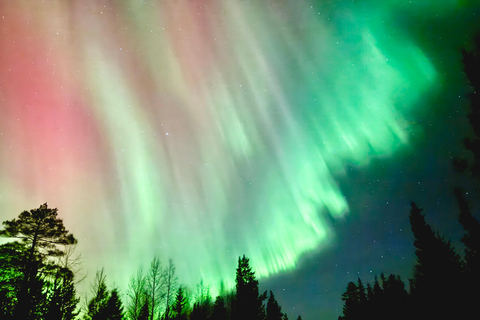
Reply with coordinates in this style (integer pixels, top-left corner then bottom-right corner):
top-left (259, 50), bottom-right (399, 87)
top-left (1, 1), bottom-right (480, 319)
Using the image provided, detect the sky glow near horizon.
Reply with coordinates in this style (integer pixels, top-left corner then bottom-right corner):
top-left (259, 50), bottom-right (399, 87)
top-left (0, 0), bottom-right (446, 296)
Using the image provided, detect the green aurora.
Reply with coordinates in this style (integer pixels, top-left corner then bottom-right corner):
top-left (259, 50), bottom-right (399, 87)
top-left (1, 0), bottom-right (475, 302)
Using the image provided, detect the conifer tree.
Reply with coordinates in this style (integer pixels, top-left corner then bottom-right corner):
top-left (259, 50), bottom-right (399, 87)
top-left (171, 287), bottom-right (188, 320)
top-left (233, 255), bottom-right (266, 320)
top-left (85, 269), bottom-right (109, 320)
top-left (409, 202), bottom-right (464, 319)
top-left (0, 203), bottom-right (77, 320)
top-left (104, 288), bottom-right (124, 320)
top-left (266, 291), bottom-right (283, 320)
top-left (211, 296), bottom-right (227, 320)
top-left (454, 188), bottom-right (480, 276)
top-left (339, 281), bottom-right (363, 320)
top-left (45, 267), bottom-right (79, 320)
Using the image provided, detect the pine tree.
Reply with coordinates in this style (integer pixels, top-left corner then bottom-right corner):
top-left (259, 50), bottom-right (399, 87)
top-left (339, 281), bottom-right (361, 320)
top-left (233, 255), bottom-right (266, 320)
top-left (454, 188), bottom-right (480, 316)
top-left (211, 296), bottom-right (227, 320)
top-left (455, 33), bottom-right (480, 178)
top-left (104, 288), bottom-right (124, 320)
top-left (45, 267), bottom-right (79, 320)
top-left (85, 269), bottom-right (109, 320)
top-left (0, 203), bottom-right (77, 320)
top-left (266, 291), bottom-right (283, 320)
top-left (409, 202), bottom-right (464, 319)
top-left (454, 188), bottom-right (480, 276)
top-left (171, 287), bottom-right (187, 320)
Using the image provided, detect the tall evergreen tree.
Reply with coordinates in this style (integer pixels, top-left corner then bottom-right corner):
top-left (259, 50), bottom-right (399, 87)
top-left (233, 255), bottom-right (266, 320)
top-left (211, 296), bottom-right (227, 320)
top-left (171, 287), bottom-right (188, 320)
top-left (454, 188), bottom-right (480, 316)
top-left (409, 202), bottom-right (464, 319)
top-left (104, 288), bottom-right (124, 320)
top-left (338, 281), bottom-right (362, 320)
top-left (0, 203), bottom-right (77, 320)
top-left (45, 267), bottom-right (79, 320)
top-left (454, 188), bottom-right (480, 276)
top-left (85, 269), bottom-right (109, 320)
top-left (455, 33), bottom-right (480, 178)
top-left (266, 291), bottom-right (283, 320)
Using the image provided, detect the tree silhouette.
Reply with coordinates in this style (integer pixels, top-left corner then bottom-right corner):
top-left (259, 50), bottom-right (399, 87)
top-left (339, 274), bottom-right (409, 320)
top-left (211, 295), bottom-right (227, 320)
top-left (233, 255), bottom-right (266, 320)
top-left (45, 267), bottom-right (79, 320)
top-left (454, 188), bottom-right (480, 317)
top-left (190, 281), bottom-right (212, 320)
top-left (338, 281), bottom-right (363, 320)
top-left (409, 202), bottom-right (464, 319)
top-left (0, 203), bottom-right (77, 320)
top-left (146, 257), bottom-right (165, 320)
top-left (455, 34), bottom-right (480, 178)
top-left (85, 269), bottom-right (109, 320)
top-left (171, 286), bottom-right (188, 320)
top-left (104, 288), bottom-right (124, 320)
top-left (163, 259), bottom-right (178, 320)
top-left (126, 268), bottom-right (146, 320)
top-left (266, 291), bottom-right (283, 320)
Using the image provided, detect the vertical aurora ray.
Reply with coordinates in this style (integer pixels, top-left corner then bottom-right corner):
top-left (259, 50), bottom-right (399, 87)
top-left (0, 0), bottom-right (449, 295)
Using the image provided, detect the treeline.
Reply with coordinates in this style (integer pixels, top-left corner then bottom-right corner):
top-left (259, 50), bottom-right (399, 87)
top-left (338, 200), bottom-right (480, 320)
top-left (338, 33), bottom-right (480, 320)
top-left (0, 203), bottom-right (302, 320)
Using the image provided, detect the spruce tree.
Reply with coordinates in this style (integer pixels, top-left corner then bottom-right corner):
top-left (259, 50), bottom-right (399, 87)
top-left (104, 288), bottom-right (124, 320)
top-left (171, 287), bottom-right (188, 320)
top-left (211, 296), bottom-right (227, 320)
top-left (233, 255), bottom-right (266, 320)
top-left (409, 202), bottom-right (464, 319)
top-left (45, 267), bottom-right (79, 320)
top-left (266, 291), bottom-right (283, 320)
top-left (339, 281), bottom-right (361, 320)
top-left (85, 269), bottom-right (109, 320)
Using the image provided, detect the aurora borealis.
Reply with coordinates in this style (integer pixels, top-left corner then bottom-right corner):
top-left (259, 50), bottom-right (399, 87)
top-left (1, 0), bottom-right (480, 318)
